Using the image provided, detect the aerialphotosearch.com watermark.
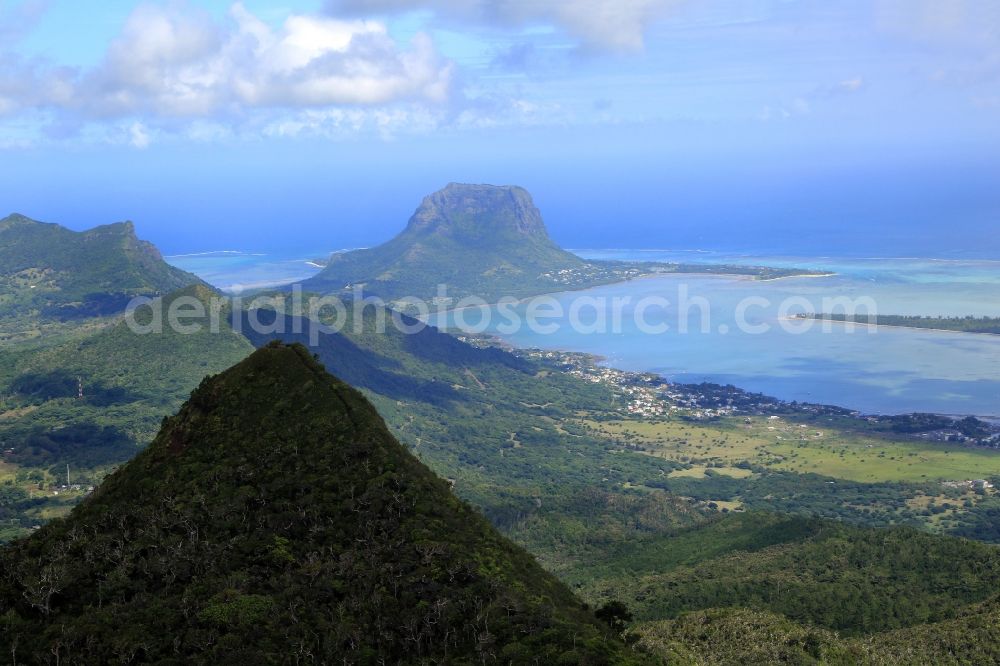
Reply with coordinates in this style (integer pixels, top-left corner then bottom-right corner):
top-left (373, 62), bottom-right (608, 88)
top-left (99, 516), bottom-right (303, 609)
top-left (124, 283), bottom-right (880, 344)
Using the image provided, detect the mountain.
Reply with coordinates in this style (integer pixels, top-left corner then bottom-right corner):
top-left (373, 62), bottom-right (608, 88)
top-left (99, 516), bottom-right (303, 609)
top-left (0, 213), bottom-right (203, 339)
top-left (300, 183), bottom-right (590, 303)
top-left (0, 343), bottom-right (645, 664)
top-left (232, 304), bottom-right (703, 535)
top-left (299, 184), bottom-right (823, 305)
top-left (0, 286), bottom-right (253, 475)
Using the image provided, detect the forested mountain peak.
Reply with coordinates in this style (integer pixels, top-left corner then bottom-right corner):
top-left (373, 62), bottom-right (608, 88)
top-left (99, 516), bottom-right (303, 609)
top-left (0, 343), bottom-right (641, 663)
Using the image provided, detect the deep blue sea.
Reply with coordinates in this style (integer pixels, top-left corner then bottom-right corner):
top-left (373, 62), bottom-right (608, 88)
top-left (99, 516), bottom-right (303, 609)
top-left (169, 249), bottom-right (1000, 418)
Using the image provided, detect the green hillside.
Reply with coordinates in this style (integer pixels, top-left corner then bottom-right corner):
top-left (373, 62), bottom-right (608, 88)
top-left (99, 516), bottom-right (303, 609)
top-left (0, 285), bottom-right (253, 461)
top-left (634, 599), bottom-right (1000, 665)
top-left (0, 286), bottom-right (254, 537)
top-left (0, 343), bottom-right (646, 664)
top-left (234, 305), bottom-right (705, 538)
top-left (301, 183), bottom-right (589, 303)
top-left (0, 214), bottom-right (203, 341)
top-left (299, 184), bottom-right (826, 305)
top-left (4, 295), bottom-right (1000, 662)
top-left (572, 511), bottom-right (1000, 633)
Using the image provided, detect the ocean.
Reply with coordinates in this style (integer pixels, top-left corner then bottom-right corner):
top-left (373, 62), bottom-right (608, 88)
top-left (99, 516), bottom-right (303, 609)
top-left (167, 249), bottom-right (1000, 418)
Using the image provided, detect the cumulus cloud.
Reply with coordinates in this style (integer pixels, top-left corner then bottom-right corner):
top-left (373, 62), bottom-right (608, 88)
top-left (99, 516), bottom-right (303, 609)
top-left (77, 2), bottom-right (454, 118)
top-left (0, 54), bottom-right (75, 117)
top-left (874, 0), bottom-right (1000, 96)
top-left (760, 74), bottom-right (868, 122)
top-left (0, 0), bottom-right (454, 136)
top-left (0, 2), bottom-right (71, 117)
top-left (326, 0), bottom-right (682, 52)
top-left (128, 121), bottom-right (152, 149)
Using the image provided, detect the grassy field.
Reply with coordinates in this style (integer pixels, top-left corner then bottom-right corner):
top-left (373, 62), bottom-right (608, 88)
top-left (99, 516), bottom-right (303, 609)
top-left (583, 415), bottom-right (1000, 483)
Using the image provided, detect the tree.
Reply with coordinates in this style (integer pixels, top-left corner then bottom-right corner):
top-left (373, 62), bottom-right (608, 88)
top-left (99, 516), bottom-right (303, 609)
top-left (596, 601), bottom-right (633, 633)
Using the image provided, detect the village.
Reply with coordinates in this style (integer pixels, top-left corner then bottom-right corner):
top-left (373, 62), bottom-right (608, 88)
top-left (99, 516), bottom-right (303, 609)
top-left (456, 334), bottom-right (1000, 454)
top-left (511, 346), bottom-right (853, 421)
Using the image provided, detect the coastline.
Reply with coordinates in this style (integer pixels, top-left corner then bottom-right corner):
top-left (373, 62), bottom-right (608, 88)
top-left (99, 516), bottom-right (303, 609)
top-left (505, 342), bottom-right (1000, 424)
top-left (436, 267), bottom-right (835, 315)
top-left (755, 271), bottom-right (837, 282)
top-left (792, 317), bottom-right (1000, 337)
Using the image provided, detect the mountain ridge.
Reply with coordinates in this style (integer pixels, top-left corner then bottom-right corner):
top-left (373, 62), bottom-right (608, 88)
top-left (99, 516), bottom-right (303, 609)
top-left (0, 213), bottom-right (205, 340)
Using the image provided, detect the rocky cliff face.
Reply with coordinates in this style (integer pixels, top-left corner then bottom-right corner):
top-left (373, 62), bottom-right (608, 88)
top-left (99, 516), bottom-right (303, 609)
top-left (404, 183), bottom-right (551, 239)
top-left (300, 183), bottom-right (585, 301)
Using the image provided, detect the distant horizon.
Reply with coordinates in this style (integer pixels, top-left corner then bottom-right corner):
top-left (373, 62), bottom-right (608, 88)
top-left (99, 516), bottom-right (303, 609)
top-left (2, 1), bottom-right (997, 259)
top-left (12, 180), bottom-right (1000, 262)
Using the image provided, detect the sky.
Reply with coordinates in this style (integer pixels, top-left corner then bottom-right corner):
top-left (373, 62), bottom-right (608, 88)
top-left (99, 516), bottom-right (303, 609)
top-left (1, 0), bottom-right (998, 256)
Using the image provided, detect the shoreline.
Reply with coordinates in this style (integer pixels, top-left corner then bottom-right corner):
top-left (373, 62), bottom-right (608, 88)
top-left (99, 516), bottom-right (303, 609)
top-left (523, 344), bottom-right (1000, 423)
top-left (792, 317), bottom-right (1000, 337)
top-left (755, 272), bottom-right (837, 282)
top-left (436, 267), bottom-right (836, 315)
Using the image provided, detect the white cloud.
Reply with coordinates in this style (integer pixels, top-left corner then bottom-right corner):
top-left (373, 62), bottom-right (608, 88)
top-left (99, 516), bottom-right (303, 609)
top-left (0, 54), bottom-right (75, 117)
top-left (0, 2), bottom-right (71, 117)
top-left (0, 0), bottom-right (454, 140)
top-left (77, 2), bottom-right (454, 118)
top-left (128, 121), bottom-right (151, 149)
top-left (326, 0), bottom-right (682, 52)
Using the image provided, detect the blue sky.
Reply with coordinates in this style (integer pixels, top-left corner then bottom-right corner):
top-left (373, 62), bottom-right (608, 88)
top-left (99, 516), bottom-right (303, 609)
top-left (1, 0), bottom-right (998, 256)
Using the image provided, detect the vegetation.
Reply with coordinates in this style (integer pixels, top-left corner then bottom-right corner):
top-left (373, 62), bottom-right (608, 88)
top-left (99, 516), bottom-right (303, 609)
top-left (634, 602), bottom-right (1000, 665)
top-left (5, 205), bottom-right (1000, 663)
top-left (588, 416), bottom-right (1000, 483)
top-left (570, 511), bottom-right (1000, 634)
top-left (805, 312), bottom-right (1000, 335)
top-left (0, 286), bottom-right (254, 531)
top-left (634, 608), bottom-right (862, 664)
top-left (301, 183), bottom-right (590, 303)
top-left (0, 214), bottom-right (203, 342)
top-left (235, 304), bottom-right (696, 524)
top-left (0, 344), bottom-right (648, 663)
top-left (300, 183), bottom-right (824, 305)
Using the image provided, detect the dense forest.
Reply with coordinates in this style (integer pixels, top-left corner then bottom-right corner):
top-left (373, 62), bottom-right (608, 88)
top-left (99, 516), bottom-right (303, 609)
top-left (0, 344), bottom-right (646, 663)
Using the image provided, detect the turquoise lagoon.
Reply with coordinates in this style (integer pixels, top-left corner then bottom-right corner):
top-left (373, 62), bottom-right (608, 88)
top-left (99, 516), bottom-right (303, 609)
top-left (169, 249), bottom-right (1000, 418)
top-left (167, 250), bottom-right (327, 292)
top-left (443, 251), bottom-right (1000, 418)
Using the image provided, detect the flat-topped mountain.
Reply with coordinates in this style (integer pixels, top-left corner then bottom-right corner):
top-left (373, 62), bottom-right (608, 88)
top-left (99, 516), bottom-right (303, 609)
top-left (299, 184), bottom-right (819, 306)
top-left (301, 183), bottom-right (588, 303)
top-left (403, 183), bottom-right (572, 245)
top-left (0, 213), bottom-right (203, 337)
top-left (0, 343), bottom-right (642, 663)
